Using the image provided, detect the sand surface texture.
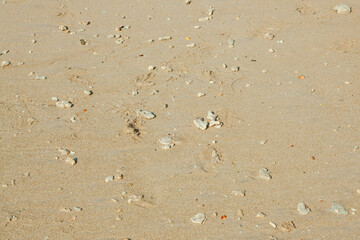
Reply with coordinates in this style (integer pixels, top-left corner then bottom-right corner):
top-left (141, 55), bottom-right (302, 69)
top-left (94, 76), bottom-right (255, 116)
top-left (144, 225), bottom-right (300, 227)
top-left (1, 0), bottom-right (360, 239)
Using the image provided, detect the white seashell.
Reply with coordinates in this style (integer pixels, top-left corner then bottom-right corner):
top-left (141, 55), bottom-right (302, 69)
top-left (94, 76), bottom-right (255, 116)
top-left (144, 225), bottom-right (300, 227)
top-left (132, 91), bottom-right (139, 96)
top-left (269, 48), bottom-right (275, 53)
top-left (105, 176), bottom-right (114, 183)
top-left (158, 36), bottom-right (172, 41)
top-left (232, 190), bottom-right (246, 197)
top-left (56, 100), bottom-right (73, 109)
top-left (208, 7), bottom-right (215, 16)
top-left (158, 136), bottom-right (172, 145)
top-left (148, 65), bottom-right (156, 71)
top-left (115, 39), bottom-right (124, 44)
top-left (193, 118), bottom-right (208, 130)
top-left (269, 221), bottom-right (277, 228)
top-left (209, 120), bottom-right (222, 127)
top-left (70, 116), bottom-right (77, 123)
top-left (1, 61), bottom-right (11, 67)
top-left (207, 111), bottom-right (217, 121)
top-left (187, 43), bottom-right (196, 48)
top-left (231, 66), bottom-right (239, 72)
top-left (228, 39), bottom-right (235, 46)
top-left (330, 202), bottom-right (348, 215)
top-left (191, 213), bottom-right (206, 224)
top-left (161, 66), bottom-right (173, 72)
top-left (158, 136), bottom-right (175, 149)
top-left (58, 148), bottom-right (70, 155)
top-left (84, 90), bottom-right (93, 95)
top-left (35, 75), bottom-right (47, 80)
top-left (259, 168), bottom-right (272, 180)
top-left (256, 212), bottom-right (266, 218)
top-left (264, 33), bottom-right (275, 40)
top-left (259, 139), bottom-right (267, 145)
top-left (198, 16), bottom-right (211, 22)
top-left (51, 97), bottom-right (59, 101)
top-left (333, 4), bottom-right (351, 14)
top-left (65, 157), bottom-right (77, 166)
top-left (297, 202), bottom-right (311, 215)
top-left (73, 206), bottom-right (82, 211)
top-left (136, 110), bottom-right (156, 119)
top-left (197, 92), bottom-right (206, 97)
top-left (58, 25), bottom-right (68, 31)
top-left (185, 0), bottom-right (191, 5)
top-left (194, 25), bottom-right (201, 29)
top-left (0, 50), bottom-right (9, 55)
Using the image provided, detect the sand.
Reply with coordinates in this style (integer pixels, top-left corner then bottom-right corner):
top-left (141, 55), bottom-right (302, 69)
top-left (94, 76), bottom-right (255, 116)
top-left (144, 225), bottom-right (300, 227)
top-left (1, 0), bottom-right (359, 239)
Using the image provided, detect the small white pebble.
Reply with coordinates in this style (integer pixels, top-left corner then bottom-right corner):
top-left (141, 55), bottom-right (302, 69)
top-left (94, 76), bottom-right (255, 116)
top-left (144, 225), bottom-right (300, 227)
top-left (268, 48), bottom-right (275, 53)
top-left (148, 65), bottom-right (156, 71)
top-left (187, 43), bottom-right (196, 48)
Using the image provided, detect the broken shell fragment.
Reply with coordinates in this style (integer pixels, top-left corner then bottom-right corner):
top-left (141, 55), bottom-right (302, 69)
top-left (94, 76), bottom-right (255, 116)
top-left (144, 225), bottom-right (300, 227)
top-left (264, 32), bottom-right (275, 40)
top-left (35, 75), bottom-right (47, 80)
top-left (58, 25), bottom-right (68, 31)
top-left (0, 50), bottom-right (9, 56)
top-left (333, 4), bottom-right (351, 14)
top-left (158, 136), bottom-right (175, 149)
top-left (297, 202), bottom-right (311, 215)
top-left (105, 175), bottom-right (115, 183)
top-left (1, 61), bottom-right (11, 67)
top-left (207, 111), bottom-right (217, 121)
top-left (259, 168), bottom-right (272, 180)
top-left (65, 157), bottom-right (77, 166)
top-left (56, 100), bottom-right (73, 109)
top-left (194, 118), bottom-right (208, 130)
top-left (148, 65), bottom-right (156, 71)
top-left (231, 66), bottom-right (239, 72)
top-left (197, 92), bottom-right (206, 97)
top-left (58, 148), bottom-right (70, 155)
top-left (136, 110), bottom-right (156, 119)
top-left (161, 66), bottom-right (173, 72)
top-left (187, 43), bottom-right (196, 48)
top-left (330, 202), bottom-right (348, 215)
top-left (84, 90), bottom-right (93, 95)
top-left (158, 36), bottom-right (172, 41)
top-left (191, 213), bottom-right (206, 224)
